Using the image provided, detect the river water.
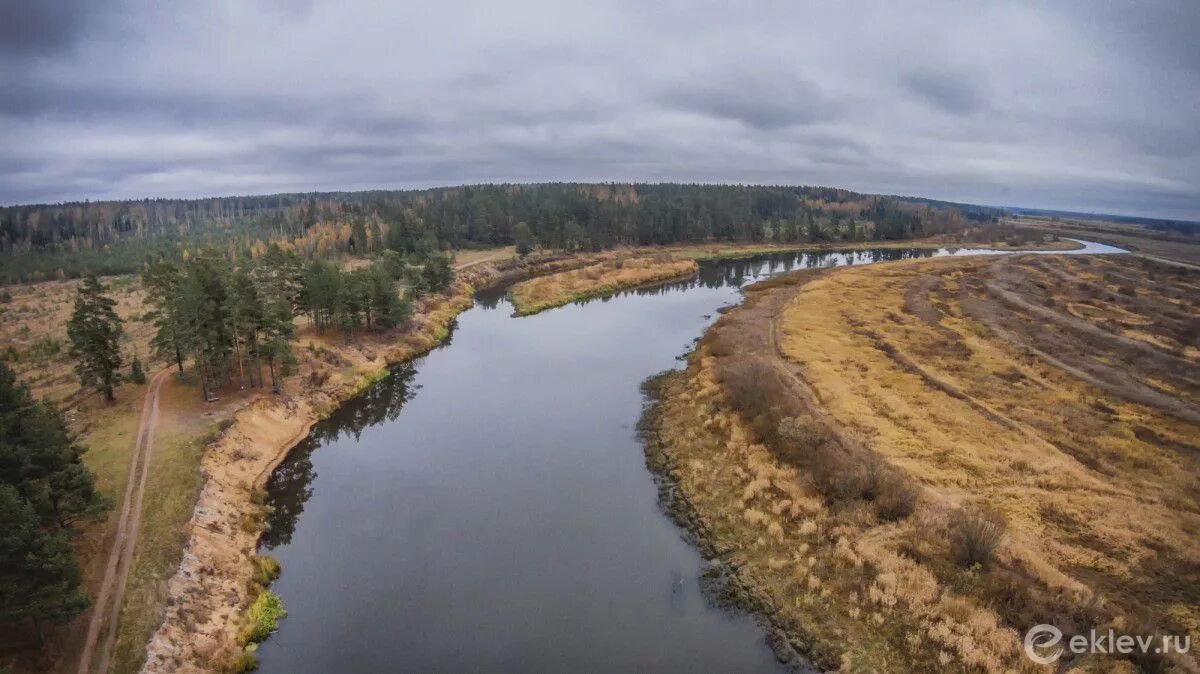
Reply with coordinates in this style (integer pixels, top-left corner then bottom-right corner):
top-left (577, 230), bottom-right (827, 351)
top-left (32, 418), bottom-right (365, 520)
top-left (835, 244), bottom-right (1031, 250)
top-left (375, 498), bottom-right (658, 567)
top-left (257, 240), bottom-right (1123, 673)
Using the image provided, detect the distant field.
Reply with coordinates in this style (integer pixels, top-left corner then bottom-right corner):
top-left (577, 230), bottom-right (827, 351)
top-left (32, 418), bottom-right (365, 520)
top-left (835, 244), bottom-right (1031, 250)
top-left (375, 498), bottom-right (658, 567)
top-left (1011, 215), bottom-right (1200, 267)
top-left (648, 252), bottom-right (1200, 671)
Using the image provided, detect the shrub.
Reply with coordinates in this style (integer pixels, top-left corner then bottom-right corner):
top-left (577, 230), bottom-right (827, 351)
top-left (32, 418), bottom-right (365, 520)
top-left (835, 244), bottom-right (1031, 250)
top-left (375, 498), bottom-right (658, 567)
top-left (307, 368), bottom-right (331, 387)
top-left (130, 356), bottom-right (147, 384)
top-left (776, 415), bottom-right (833, 452)
top-left (251, 555), bottom-right (281, 586)
top-left (237, 591), bottom-right (286, 645)
top-left (815, 454), bottom-right (880, 503)
top-left (949, 507), bottom-right (1005, 568)
top-left (875, 471), bottom-right (918, 521)
top-left (716, 356), bottom-right (799, 447)
top-left (229, 650), bottom-right (259, 673)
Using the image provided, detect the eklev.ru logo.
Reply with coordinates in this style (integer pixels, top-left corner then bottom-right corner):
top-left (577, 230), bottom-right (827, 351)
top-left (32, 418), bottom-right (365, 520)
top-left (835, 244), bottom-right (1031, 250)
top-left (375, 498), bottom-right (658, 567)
top-left (1024, 624), bottom-right (1191, 665)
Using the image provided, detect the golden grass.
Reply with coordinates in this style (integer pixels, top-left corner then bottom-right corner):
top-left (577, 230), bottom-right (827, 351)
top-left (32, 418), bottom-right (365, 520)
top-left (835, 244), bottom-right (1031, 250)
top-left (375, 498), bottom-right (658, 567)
top-left (648, 254), bottom-right (1200, 671)
top-left (452, 246), bottom-right (516, 269)
top-left (508, 255), bottom-right (698, 315)
top-left (108, 377), bottom-right (255, 674)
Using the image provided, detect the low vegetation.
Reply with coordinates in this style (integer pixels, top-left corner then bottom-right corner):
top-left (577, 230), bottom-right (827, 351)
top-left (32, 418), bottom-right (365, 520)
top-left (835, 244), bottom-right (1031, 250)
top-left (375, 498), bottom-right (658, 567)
top-left (508, 255), bottom-right (698, 315)
top-left (644, 252), bottom-right (1200, 671)
top-left (236, 591), bottom-right (286, 646)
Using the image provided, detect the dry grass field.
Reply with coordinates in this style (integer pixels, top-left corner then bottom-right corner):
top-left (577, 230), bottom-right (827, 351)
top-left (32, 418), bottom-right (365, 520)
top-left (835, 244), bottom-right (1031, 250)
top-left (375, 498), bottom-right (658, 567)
top-left (645, 252), bottom-right (1200, 672)
top-left (508, 254), bottom-right (698, 315)
top-left (1010, 216), bottom-right (1200, 268)
top-left (0, 276), bottom-right (154, 405)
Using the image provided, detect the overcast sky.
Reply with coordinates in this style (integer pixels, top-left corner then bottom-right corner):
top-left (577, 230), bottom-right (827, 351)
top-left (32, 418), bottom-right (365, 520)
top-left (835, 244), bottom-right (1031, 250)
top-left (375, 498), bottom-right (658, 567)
top-left (2, 1), bottom-right (1197, 220)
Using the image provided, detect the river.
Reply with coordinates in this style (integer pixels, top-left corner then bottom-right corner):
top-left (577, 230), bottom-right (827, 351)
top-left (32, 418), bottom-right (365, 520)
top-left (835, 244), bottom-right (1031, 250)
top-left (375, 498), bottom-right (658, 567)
top-left (257, 240), bottom-right (1124, 673)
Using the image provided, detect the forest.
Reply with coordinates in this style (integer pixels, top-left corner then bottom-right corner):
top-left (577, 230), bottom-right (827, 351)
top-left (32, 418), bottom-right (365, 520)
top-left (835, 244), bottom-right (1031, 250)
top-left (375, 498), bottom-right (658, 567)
top-left (0, 183), bottom-right (971, 283)
top-left (139, 246), bottom-right (450, 402)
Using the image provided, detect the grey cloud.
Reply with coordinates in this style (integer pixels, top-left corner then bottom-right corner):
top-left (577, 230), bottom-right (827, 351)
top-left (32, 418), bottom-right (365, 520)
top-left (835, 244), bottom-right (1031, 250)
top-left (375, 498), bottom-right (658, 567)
top-left (0, 0), bottom-right (1197, 221)
top-left (0, 0), bottom-right (96, 57)
top-left (660, 72), bottom-right (837, 130)
top-left (902, 70), bottom-right (985, 116)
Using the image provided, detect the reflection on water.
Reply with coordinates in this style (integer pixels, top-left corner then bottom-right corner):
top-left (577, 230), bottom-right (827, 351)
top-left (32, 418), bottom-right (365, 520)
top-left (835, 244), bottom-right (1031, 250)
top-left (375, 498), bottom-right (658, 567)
top-left (262, 362), bottom-right (419, 549)
top-left (258, 242), bottom-right (1123, 673)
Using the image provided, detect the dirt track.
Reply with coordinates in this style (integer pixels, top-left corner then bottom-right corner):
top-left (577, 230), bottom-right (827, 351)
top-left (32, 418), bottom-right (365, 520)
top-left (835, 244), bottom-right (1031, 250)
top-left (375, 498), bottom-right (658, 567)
top-left (77, 368), bottom-right (168, 674)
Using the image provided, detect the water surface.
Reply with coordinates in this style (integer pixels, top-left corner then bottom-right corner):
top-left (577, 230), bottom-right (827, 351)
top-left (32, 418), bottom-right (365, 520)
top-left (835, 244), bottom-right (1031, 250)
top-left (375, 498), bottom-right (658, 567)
top-left (259, 241), bottom-right (1123, 673)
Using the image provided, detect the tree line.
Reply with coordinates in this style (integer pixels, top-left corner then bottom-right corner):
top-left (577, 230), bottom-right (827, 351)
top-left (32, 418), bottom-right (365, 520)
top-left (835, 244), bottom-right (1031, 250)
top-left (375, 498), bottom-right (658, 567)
top-left (142, 247), bottom-right (451, 401)
top-left (50, 244), bottom-right (454, 411)
top-left (1, 183), bottom-right (978, 283)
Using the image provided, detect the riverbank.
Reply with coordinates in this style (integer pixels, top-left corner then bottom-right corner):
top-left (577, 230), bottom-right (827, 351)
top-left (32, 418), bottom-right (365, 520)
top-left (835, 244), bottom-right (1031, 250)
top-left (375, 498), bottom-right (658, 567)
top-left (663, 235), bottom-right (1082, 261)
top-left (138, 252), bottom-right (608, 673)
top-left (640, 253), bottom-right (1200, 672)
top-left (508, 255), bottom-right (698, 316)
top-left (505, 237), bottom-right (1077, 318)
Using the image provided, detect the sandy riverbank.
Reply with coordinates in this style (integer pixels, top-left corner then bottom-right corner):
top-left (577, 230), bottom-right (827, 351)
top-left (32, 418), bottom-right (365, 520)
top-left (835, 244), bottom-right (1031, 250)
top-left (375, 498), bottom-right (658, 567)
top-left (138, 254), bottom-right (608, 673)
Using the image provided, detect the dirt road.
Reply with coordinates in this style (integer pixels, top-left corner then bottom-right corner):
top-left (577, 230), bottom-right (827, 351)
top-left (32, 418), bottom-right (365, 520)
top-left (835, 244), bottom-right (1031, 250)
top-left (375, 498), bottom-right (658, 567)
top-left (77, 368), bottom-right (169, 674)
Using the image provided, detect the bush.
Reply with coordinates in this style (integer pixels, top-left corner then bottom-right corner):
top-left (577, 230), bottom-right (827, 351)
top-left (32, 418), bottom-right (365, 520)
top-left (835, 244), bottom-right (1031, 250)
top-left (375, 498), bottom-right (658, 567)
top-left (237, 591), bottom-right (286, 645)
top-left (130, 356), bottom-right (147, 384)
top-left (949, 507), bottom-right (1005, 568)
top-left (875, 472), bottom-right (918, 520)
top-left (251, 555), bottom-right (281, 586)
top-left (716, 356), bottom-right (798, 446)
top-left (229, 650), bottom-right (259, 673)
top-left (816, 454), bottom-right (880, 503)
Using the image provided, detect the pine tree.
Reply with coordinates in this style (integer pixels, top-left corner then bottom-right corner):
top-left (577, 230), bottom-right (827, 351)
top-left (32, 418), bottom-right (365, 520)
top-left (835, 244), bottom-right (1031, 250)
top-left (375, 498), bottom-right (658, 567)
top-left (0, 363), bottom-right (108, 528)
top-left (367, 264), bottom-right (409, 330)
top-left (0, 484), bottom-right (90, 644)
top-left (254, 247), bottom-right (302, 393)
top-left (183, 252), bottom-right (235, 400)
top-left (513, 221), bottom-right (534, 258)
top-left (142, 261), bottom-right (189, 375)
top-left (67, 276), bottom-right (124, 402)
top-left (421, 254), bottom-right (453, 294)
top-left (129, 355), bottom-right (147, 385)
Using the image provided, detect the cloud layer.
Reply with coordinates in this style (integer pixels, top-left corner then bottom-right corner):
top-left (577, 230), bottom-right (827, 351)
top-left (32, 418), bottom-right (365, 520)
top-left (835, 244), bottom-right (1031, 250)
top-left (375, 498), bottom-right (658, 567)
top-left (2, 0), bottom-right (1197, 219)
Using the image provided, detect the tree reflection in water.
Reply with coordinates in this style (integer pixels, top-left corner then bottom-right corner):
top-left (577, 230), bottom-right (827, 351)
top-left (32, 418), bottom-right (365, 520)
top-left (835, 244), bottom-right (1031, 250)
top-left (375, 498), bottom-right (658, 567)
top-left (261, 362), bottom-right (419, 548)
top-left (260, 247), bottom-right (940, 548)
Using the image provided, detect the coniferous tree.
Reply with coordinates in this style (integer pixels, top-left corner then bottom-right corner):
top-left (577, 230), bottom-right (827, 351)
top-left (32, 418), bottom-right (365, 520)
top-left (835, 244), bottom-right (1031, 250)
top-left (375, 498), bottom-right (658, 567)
top-left (421, 254), bottom-right (453, 294)
top-left (143, 261), bottom-right (189, 376)
top-left (367, 264), bottom-right (409, 330)
top-left (513, 221), bottom-right (534, 258)
top-left (129, 355), bottom-right (147, 385)
top-left (186, 252), bottom-right (235, 400)
top-left (251, 250), bottom-right (301, 393)
top-left (67, 276), bottom-right (124, 401)
top-left (0, 363), bottom-right (108, 528)
top-left (0, 484), bottom-right (90, 644)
